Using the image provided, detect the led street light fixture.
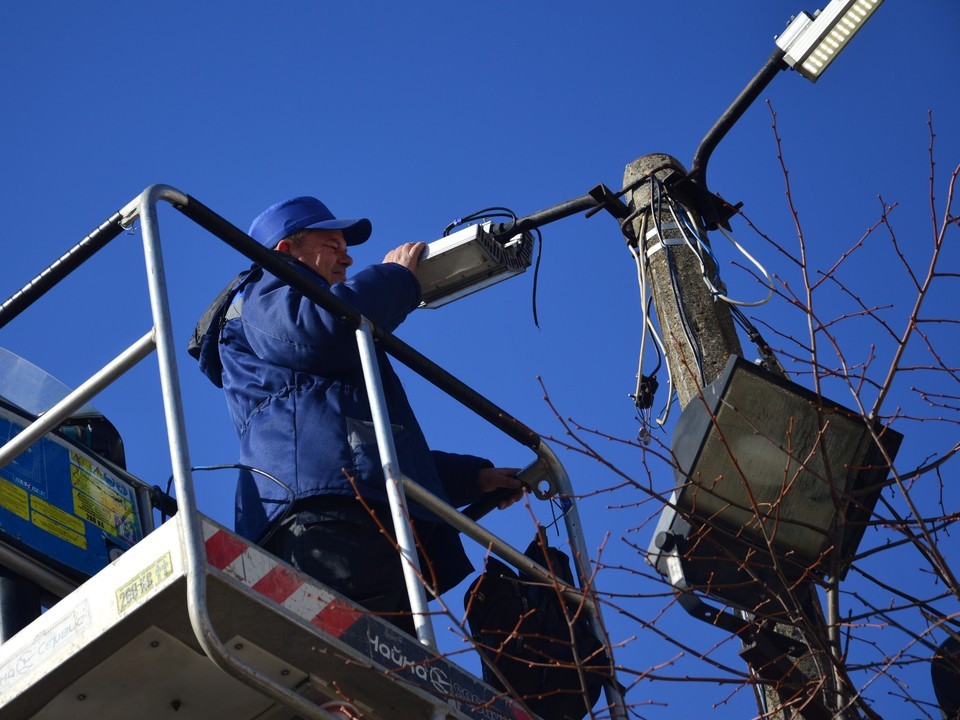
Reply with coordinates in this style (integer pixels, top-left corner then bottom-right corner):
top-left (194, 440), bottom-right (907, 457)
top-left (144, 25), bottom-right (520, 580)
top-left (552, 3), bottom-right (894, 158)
top-left (776, 0), bottom-right (884, 82)
top-left (415, 222), bottom-right (535, 309)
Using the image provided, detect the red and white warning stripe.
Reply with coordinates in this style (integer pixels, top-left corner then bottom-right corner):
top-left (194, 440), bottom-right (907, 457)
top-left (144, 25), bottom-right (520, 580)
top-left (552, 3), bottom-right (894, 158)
top-left (202, 520), bottom-right (363, 637)
top-left (201, 522), bottom-right (532, 720)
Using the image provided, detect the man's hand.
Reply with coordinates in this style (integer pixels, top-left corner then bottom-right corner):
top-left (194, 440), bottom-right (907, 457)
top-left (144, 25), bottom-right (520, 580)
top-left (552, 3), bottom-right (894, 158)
top-left (383, 242), bottom-right (426, 273)
top-left (478, 467), bottom-right (526, 510)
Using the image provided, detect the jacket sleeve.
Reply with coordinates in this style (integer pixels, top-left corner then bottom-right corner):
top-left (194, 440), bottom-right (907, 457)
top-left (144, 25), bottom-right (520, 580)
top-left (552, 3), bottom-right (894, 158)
top-left (431, 450), bottom-right (493, 508)
top-left (239, 263), bottom-right (421, 376)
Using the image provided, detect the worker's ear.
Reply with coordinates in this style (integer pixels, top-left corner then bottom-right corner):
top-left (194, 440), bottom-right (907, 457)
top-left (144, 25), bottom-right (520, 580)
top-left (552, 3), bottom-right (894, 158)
top-left (274, 239), bottom-right (292, 256)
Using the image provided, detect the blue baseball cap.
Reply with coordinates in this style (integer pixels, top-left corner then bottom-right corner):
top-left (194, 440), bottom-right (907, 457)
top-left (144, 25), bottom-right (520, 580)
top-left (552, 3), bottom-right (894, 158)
top-left (248, 196), bottom-right (372, 248)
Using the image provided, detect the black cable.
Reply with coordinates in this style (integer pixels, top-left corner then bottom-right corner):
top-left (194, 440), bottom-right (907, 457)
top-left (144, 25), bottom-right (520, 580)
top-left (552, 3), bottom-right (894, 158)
top-left (631, 297), bottom-right (662, 413)
top-left (442, 207), bottom-right (518, 236)
top-left (729, 305), bottom-right (788, 379)
top-left (530, 227), bottom-right (543, 329)
top-left (541, 496), bottom-right (572, 536)
top-left (666, 189), bottom-right (723, 293)
top-left (645, 297), bottom-right (663, 379)
top-left (441, 206), bottom-right (545, 329)
top-left (162, 464), bottom-right (295, 547)
top-left (652, 175), bottom-right (704, 382)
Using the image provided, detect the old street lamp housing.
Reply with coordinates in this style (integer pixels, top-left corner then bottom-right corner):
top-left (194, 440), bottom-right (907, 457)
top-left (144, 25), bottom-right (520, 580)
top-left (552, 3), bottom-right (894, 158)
top-left (647, 355), bottom-right (902, 615)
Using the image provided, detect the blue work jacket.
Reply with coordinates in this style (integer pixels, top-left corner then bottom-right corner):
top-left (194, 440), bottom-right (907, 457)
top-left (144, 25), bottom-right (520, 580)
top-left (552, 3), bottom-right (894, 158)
top-left (210, 258), bottom-right (489, 543)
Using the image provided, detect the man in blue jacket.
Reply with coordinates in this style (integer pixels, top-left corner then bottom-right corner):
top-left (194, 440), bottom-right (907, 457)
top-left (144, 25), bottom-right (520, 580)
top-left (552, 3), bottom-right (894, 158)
top-left (200, 195), bottom-right (521, 632)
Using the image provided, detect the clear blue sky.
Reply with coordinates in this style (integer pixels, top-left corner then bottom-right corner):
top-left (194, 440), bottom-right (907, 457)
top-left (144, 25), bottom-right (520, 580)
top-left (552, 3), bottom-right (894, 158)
top-left (2, 1), bottom-right (958, 717)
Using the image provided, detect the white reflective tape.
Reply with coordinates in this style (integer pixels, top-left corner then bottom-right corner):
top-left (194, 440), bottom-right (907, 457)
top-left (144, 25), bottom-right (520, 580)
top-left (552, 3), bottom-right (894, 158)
top-left (223, 546), bottom-right (276, 586)
top-left (644, 222), bottom-right (687, 260)
top-left (282, 581), bottom-right (336, 617)
top-left (202, 520), bottom-right (219, 541)
top-left (645, 242), bottom-right (664, 258)
top-left (644, 222), bottom-right (684, 259)
top-left (645, 221), bottom-right (679, 242)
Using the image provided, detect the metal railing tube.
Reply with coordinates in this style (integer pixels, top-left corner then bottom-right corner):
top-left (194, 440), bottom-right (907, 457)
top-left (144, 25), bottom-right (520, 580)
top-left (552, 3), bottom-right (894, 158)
top-left (0, 197), bottom-right (139, 330)
top-left (402, 475), bottom-right (593, 612)
top-left (0, 541), bottom-right (76, 599)
top-left (0, 330), bottom-right (156, 471)
top-left (355, 319), bottom-right (437, 649)
top-left (171, 194), bottom-right (541, 451)
top-left (410, 444), bottom-right (628, 720)
top-left (535, 443), bottom-right (629, 720)
top-left (536, 444), bottom-right (594, 596)
top-left (138, 185), bottom-right (333, 720)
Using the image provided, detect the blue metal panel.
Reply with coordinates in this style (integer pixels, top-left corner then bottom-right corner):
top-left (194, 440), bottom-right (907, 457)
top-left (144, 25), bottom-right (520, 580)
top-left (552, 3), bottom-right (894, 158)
top-left (0, 404), bottom-right (144, 580)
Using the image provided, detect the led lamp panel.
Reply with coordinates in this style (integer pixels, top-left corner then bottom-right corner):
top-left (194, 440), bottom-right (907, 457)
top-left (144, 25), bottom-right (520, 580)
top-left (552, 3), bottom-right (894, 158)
top-left (777, 0), bottom-right (884, 81)
top-left (671, 355), bottom-right (900, 574)
top-left (415, 222), bottom-right (534, 308)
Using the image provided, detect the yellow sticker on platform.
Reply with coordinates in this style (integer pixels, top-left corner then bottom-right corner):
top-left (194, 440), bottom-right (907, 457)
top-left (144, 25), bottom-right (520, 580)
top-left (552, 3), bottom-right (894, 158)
top-left (0, 476), bottom-right (29, 520)
top-left (70, 463), bottom-right (132, 516)
top-left (31, 495), bottom-right (85, 535)
top-left (116, 552), bottom-right (174, 613)
top-left (31, 510), bottom-right (87, 549)
top-left (72, 488), bottom-right (117, 536)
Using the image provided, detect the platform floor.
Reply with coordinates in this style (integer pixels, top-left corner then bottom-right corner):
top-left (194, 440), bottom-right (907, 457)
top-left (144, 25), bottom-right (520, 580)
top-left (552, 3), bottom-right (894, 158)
top-left (0, 516), bottom-right (529, 720)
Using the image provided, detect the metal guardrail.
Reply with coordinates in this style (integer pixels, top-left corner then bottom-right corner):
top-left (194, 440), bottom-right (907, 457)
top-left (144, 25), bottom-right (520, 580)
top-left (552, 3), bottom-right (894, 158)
top-left (0, 185), bottom-right (627, 720)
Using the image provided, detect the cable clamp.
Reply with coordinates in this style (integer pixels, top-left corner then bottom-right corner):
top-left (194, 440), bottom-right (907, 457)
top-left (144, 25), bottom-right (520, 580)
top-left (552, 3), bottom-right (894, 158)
top-left (644, 222), bottom-right (684, 259)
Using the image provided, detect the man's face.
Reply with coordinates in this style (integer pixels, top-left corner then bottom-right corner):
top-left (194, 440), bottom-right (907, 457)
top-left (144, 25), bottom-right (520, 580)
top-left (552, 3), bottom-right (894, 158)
top-left (278, 229), bottom-right (353, 284)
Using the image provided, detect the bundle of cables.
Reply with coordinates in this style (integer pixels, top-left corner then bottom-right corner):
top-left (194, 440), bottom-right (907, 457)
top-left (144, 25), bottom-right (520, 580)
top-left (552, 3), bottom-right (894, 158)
top-left (625, 175), bottom-right (778, 437)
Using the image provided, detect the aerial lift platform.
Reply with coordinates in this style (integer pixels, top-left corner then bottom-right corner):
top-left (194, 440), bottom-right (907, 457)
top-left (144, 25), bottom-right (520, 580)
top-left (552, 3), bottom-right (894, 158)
top-left (0, 510), bottom-right (531, 720)
top-left (0, 186), bottom-right (626, 720)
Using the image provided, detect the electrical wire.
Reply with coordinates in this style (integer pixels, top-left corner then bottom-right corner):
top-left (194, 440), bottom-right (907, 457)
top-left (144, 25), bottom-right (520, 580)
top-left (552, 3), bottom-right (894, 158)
top-left (442, 206), bottom-right (544, 328)
top-left (667, 196), bottom-right (773, 308)
top-left (628, 212), bottom-right (674, 431)
top-left (641, 177), bottom-right (783, 393)
top-left (541, 494), bottom-right (574, 536)
top-left (652, 175), bottom-right (706, 386)
top-left (163, 463), bottom-right (295, 547)
top-left (529, 227), bottom-right (544, 328)
top-left (729, 305), bottom-right (789, 379)
top-left (654, 181), bottom-right (774, 308)
top-left (658, 182), bottom-right (782, 376)
top-left (667, 197), bottom-right (723, 293)
top-left (442, 207), bottom-right (518, 237)
top-left (646, 179), bottom-right (774, 310)
top-left (632, 250), bottom-right (672, 430)
top-left (713, 224), bottom-right (775, 307)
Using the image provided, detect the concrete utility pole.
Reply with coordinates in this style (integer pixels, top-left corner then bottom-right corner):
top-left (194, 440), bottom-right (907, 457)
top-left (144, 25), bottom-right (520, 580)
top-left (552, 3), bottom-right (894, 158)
top-left (623, 154), bottom-right (836, 719)
top-left (622, 154), bottom-right (742, 404)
